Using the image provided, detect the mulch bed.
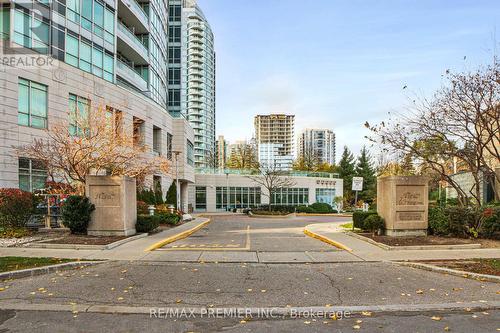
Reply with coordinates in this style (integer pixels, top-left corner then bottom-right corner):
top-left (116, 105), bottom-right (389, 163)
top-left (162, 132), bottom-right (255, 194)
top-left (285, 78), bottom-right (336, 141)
top-left (418, 259), bottom-right (500, 276)
top-left (42, 235), bottom-right (128, 245)
top-left (360, 233), bottom-right (500, 248)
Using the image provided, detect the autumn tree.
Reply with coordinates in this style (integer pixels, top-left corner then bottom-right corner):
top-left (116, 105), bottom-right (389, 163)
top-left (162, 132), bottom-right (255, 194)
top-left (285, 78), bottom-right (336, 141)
top-left (18, 105), bottom-right (170, 194)
top-left (227, 142), bottom-right (259, 170)
top-left (367, 59), bottom-right (500, 206)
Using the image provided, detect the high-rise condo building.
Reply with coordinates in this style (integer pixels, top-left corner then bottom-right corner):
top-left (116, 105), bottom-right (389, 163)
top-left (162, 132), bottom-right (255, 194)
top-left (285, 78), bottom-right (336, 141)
top-left (254, 114), bottom-right (295, 170)
top-left (167, 0), bottom-right (216, 168)
top-left (298, 129), bottom-right (336, 165)
top-left (0, 0), bottom-right (213, 212)
top-left (215, 135), bottom-right (227, 169)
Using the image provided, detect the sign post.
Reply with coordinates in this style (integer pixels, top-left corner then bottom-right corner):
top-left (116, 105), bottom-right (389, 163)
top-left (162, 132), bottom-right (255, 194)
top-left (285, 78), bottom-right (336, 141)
top-left (351, 177), bottom-right (364, 231)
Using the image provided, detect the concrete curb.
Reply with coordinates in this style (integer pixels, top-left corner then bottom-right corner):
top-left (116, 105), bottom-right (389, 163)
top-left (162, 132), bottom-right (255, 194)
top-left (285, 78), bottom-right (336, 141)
top-left (0, 261), bottom-right (103, 280)
top-left (393, 261), bottom-right (500, 283)
top-left (0, 301), bottom-right (498, 316)
top-left (144, 218), bottom-right (211, 252)
top-left (248, 213), bottom-right (296, 219)
top-left (346, 231), bottom-right (483, 251)
top-left (296, 213), bottom-right (353, 217)
top-left (303, 228), bottom-right (353, 252)
top-left (24, 233), bottom-right (148, 251)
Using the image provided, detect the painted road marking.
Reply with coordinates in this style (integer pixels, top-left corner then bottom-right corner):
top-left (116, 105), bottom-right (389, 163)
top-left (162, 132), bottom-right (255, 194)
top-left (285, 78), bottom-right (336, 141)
top-left (158, 226), bottom-right (251, 251)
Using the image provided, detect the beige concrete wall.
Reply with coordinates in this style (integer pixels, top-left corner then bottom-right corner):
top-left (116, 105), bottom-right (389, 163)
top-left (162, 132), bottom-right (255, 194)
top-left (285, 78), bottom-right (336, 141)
top-left (0, 42), bottom-right (194, 194)
top-left (85, 175), bottom-right (137, 236)
top-left (377, 176), bottom-right (429, 236)
top-left (190, 173), bottom-right (343, 212)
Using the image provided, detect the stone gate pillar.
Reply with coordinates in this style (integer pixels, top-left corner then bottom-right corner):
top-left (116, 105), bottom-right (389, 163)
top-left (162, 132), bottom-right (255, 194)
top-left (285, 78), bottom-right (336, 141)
top-left (377, 176), bottom-right (429, 237)
top-left (85, 175), bottom-right (137, 236)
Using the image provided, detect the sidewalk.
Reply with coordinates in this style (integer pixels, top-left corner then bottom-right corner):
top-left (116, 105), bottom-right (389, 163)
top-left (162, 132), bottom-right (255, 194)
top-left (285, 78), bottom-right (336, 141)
top-left (0, 217), bottom-right (210, 261)
top-left (304, 223), bottom-right (500, 261)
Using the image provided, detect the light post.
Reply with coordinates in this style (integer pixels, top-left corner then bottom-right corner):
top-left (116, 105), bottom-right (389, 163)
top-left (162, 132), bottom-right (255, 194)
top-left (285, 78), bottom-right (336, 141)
top-left (173, 150), bottom-right (182, 212)
top-left (225, 171), bottom-right (229, 211)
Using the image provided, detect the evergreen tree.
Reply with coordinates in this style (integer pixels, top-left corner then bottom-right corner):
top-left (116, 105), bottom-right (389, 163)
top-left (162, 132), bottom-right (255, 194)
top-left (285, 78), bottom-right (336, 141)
top-left (165, 182), bottom-right (177, 208)
top-left (355, 146), bottom-right (377, 203)
top-left (338, 146), bottom-right (356, 203)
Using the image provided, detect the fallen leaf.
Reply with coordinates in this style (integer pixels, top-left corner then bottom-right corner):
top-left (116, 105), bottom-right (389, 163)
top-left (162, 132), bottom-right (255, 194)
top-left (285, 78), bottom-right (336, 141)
top-left (356, 319), bottom-right (363, 324)
top-left (176, 299), bottom-right (182, 303)
top-left (444, 327), bottom-right (450, 331)
top-left (416, 289), bottom-right (424, 294)
top-left (261, 289), bottom-right (266, 293)
top-left (353, 325), bottom-right (361, 329)
top-left (121, 270), bottom-right (127, 273)
top-left (247, 289), bottom-right (253, 292)
top-left (304, 321), bottom-right (311, 324)
top-left (117, 297), bottom-right (124, 300)
top-left (239, 320), bottom-right (246, 324)
top-left (361, 311), bottom-right (372, 317)
top-left (431, 316), bottom-right (442, 321)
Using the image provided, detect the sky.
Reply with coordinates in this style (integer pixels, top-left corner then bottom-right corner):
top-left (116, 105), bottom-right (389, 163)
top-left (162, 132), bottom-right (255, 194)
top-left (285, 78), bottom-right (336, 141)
top-left (197, 0), bottom-right (499, 162)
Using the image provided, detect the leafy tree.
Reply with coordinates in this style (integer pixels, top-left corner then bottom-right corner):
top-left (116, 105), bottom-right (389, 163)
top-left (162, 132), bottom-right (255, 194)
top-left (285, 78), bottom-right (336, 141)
top-left (165, 182), bottom-right (177, 208)
top-left (338, 146), bottom-right (356, 203)
top-left (355, 146), bottom-right (376, 203)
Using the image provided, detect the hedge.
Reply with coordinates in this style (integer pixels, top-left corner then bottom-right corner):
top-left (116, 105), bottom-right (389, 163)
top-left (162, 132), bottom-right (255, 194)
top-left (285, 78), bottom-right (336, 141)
top-left (352, 211), bottom-right (378, 230)
top-left (0, 188), bottom-right (33, 228)
top-left (156, 212), bottom-right (181, 225)
top-left (136, 215), bottom-right (160, 233)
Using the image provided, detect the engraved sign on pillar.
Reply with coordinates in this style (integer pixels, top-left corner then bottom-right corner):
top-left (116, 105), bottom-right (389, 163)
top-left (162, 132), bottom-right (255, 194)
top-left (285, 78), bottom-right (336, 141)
top-left (396, 185), bottom-right (424, 205)
top-left (90, 185), bottom-right (120, 207)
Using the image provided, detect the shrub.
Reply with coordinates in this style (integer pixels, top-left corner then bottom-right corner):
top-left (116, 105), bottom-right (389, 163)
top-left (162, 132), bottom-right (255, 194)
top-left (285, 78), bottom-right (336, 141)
top-left (157, 212), bottom-right (181, 225)
top-left (0, 188), bottom-right (33, 228)
top-left (256, 205), bottom-right (296, 213)
top-left (61, 196), bottom-right (95, 234)
top-left (479, 206), bottom-right (500, 239)
top-left (352, 211), bottom-right (378, 230)
top-left (252, 210), bottom-right (290, 216)
top-left (297, 205), bottom-right (315, 213)
top-left (165, 182), bottom-right (177, 208)
top-left (310, 202), bottom-right (334, 213)
top-left (445, 206), bottom-right (477, 237)
top-left (137, 201), bottom-right (149, 215)
top-left (428, 207), bottom-right (449, 236)
top-left (0, 227), bottom-right (31, 238)
top-left (136, 215), bottom-right (160, 233)
top-left (363, 214), bottom-right (385, 234)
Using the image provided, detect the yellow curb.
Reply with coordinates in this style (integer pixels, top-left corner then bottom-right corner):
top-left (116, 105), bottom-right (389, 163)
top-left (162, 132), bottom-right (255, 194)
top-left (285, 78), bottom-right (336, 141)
top-left (303, 228), bottom-right (353, 252)
top-left (144, 219), bottom-right (212, 252)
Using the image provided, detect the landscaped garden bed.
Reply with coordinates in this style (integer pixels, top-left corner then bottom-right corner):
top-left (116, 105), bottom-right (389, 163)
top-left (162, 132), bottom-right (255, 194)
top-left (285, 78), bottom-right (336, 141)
top-left (39, 235), bottom-right (128, 245)
top-left (416, 259), bottom-right (500, 276)
top-left (359, 233), bottom-right (499, 248)
top-left (0, 256), bottom-right (75, 273)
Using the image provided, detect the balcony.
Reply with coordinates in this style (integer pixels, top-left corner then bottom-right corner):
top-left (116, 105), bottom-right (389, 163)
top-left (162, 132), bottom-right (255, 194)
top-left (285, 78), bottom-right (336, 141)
top-left (117, 21), bottom-right (149, 64)
top-left (116, 59), bottom-right (148, 92)
top-left (118, 0), bottom-right (149, 33)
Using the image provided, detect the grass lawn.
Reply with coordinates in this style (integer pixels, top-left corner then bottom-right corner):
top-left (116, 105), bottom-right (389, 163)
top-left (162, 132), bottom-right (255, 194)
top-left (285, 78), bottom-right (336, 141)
top-left (0, 257), bottom-right (75, 273)
top-left (339, 222), bottom-right (361, 231)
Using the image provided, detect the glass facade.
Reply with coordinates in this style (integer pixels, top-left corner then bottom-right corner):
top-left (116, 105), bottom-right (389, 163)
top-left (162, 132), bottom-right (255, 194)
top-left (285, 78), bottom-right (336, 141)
top-left (270, 188), bottom-right (309, 206)
top-left (18, 78), bottom-right (48, 129)
top-left (315, 188), bottom-right (337, 205)
top-left (187, 140), bottom-right (194, 166)
top-left (0, 7), bottom-right (9, 39)
top-left (69, 94), bottom-right (90, 136)
top-left (18, 158), bottom-right (47, 192)
top-left (195, 186), bottom-right (207, 210)
top-left (216, 187), bottom-right (261, 210)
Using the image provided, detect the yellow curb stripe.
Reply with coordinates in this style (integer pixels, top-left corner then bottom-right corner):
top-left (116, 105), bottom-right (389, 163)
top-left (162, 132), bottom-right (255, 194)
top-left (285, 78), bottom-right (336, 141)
top-left (303, 228), bottom-right (353, 252)
top-left (144, 219), bottom-right (212, 252)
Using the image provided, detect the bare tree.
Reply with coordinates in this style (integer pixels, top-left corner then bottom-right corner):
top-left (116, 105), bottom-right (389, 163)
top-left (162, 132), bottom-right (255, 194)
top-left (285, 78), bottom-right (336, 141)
top-left (293, 149), bottom-right (320, 171)
top-left (246, 163), bottom-right (296, 211)
top-left (18, 105), bottom-right (170, 194)
top-left (367, 59), bottom-right (500, 206)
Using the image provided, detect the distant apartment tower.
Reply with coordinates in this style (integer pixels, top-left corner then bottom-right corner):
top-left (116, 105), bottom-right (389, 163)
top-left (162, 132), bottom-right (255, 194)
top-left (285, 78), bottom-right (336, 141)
top-left (215, 135), bottom-right (228, 169)
top-left (254, 114), bottom-right (295, 170)
top-left (298, 129), bottom-right (336, 165)
top-left (168, 0), bottom-right (216, 168)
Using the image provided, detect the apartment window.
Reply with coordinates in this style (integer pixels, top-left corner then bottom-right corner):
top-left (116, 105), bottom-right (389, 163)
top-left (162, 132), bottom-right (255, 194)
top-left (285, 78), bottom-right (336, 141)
top-left (18, 78), bottom-right (48, 129)
top-left (195, 187), bottom-right (207, 210)
top-left (133, 117), bottom-right (145, 146)
top-left (93, 0), bottom-right (104, 37)
top-left (187, 140), bottom-right (194, 166)
top-left (92, 45), bottom-right (103, 76)
top-left (153, 175), bottom-right (162, 193)
top-left (0, 8), bottom-right (10, 39)
top-left (67, 0), bottom-right (80, 23)
top-left (105, 106), bottom-right (122, 135)
top-left (103, 52), bottom-right (114, 82)
top-left (19, 158), bottom-right (47, 192)
top-left (13, 9), bottom-right (49, 54)
top-left (168, 89), bottom-right (181, 107)
top-left (69, 94), bottom-right (90, 136)
top-left (65, 33), bottom-right (79, 66)
top-left (153, 126), bottom-right (162, 155)
top-left (168, 5), bottom-right (181, 22)
top-left (168, 46), bottom-right (180, 64)
top-left (168, 68), bottom-right (180, 85)
top-left (169, 25), bottom-right (181, 43)
top-left (79, 40), bottom-right (92, 72)
top-left (166, 133), bottom-right (173, 159)
top-left (81, 0), bottom-right (92, 31)
top-left (104, 7), bottom-right (115, 44)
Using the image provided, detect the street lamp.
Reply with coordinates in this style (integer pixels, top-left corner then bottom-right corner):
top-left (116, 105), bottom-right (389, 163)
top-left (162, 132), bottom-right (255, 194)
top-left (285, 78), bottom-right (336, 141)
top-left (225, 171), bottom-right (229, 211)
top-left (172, 150), bottom-right (182, 212)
